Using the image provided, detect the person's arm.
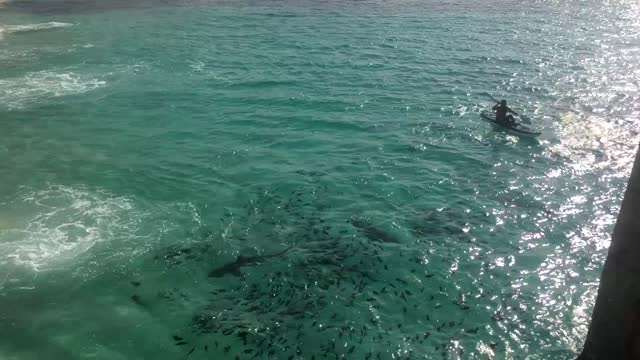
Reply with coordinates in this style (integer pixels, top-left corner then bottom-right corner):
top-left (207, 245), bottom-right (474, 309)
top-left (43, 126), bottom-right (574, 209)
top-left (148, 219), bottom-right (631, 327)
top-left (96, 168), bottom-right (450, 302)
top-left (492, 104), bottom-right (499, 110)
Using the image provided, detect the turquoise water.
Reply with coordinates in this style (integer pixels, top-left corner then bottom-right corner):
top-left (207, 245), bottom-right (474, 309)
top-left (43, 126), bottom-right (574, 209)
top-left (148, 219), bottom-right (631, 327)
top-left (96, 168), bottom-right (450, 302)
top-left (1, 0), bottom-right (639, 359)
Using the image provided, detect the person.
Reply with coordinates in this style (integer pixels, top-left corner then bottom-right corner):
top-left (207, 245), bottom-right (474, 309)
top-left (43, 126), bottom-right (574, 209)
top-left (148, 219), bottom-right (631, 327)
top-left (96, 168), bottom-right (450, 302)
top-left (492, 100), bottom-right (516, 126)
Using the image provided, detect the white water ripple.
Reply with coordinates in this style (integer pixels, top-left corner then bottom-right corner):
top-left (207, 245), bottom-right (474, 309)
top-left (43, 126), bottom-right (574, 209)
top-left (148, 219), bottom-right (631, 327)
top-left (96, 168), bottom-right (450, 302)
top-left (0, 21), bottom-right (73, 34)
top-left (0, 185), bottom-right (142, 289)
top-left (0, 71), bottom-right (106, 110)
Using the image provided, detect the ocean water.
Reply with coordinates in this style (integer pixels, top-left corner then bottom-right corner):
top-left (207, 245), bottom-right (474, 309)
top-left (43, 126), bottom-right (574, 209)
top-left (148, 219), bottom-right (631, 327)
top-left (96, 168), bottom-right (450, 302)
top-left (1, 0), bottom-right (639, 359)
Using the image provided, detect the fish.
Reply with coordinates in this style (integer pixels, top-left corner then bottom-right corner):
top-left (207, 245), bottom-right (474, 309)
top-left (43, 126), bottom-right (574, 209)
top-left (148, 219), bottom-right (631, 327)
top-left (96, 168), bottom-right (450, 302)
top-left (238, 331), bottom-right (249, 345)
top-left (208, 246), bottom-right (294, 277)
top-left (130, 294), bottom-right (144, 306)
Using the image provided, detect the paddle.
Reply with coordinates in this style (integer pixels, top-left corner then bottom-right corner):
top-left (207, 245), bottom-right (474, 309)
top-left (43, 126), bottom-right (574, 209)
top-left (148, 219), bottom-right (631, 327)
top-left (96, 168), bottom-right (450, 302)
top-left (485, 93), bottom-right (532, 124)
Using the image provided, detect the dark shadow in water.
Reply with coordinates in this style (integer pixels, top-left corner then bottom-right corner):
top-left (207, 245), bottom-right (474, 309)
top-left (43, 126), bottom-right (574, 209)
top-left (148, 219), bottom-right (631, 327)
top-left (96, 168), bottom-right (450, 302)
top-left (129, 183), bottom-right (489, 359)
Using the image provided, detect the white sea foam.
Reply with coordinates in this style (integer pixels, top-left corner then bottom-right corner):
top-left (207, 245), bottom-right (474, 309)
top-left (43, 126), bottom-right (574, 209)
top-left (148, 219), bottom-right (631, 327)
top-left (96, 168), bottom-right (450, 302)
top-left (0, 71), bottom-right (106, 109)
top-left (0, 22), bottom-right (73, 34)
top-left (0, 185), bottom-right (141, 287)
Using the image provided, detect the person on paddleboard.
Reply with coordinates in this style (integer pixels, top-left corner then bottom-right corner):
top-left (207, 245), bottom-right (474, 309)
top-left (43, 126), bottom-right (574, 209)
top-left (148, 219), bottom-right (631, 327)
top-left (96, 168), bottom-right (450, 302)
top-left (493, 100), bottom-right (516, 126)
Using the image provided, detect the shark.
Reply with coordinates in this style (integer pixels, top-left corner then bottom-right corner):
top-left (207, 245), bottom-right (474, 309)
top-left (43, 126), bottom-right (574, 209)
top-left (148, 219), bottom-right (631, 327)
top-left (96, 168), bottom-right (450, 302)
top-left (208, 246), bottom-right (293, 277)
top-left (349, 217), bottom-right (400, 243)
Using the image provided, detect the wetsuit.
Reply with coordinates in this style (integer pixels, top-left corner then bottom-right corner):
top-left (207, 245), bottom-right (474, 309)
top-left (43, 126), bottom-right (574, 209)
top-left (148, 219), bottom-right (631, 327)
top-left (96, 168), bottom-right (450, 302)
top-left (493, 103), bottom-right (515, 126)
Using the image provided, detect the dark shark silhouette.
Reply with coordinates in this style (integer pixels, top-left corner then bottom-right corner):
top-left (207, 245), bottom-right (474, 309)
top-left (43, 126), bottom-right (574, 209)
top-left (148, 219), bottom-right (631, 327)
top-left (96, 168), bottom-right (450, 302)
top-left (208, 246), bottom-right (293, 277)
top-left (349, 217), bottom-right (400, 243)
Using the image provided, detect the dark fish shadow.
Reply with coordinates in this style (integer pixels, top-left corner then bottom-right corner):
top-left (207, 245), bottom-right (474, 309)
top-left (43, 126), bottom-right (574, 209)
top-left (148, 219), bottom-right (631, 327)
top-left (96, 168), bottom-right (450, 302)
top-left (349, 216), bottom-right (401, 244)
top-left (208, 245), bottom-right (293, 278)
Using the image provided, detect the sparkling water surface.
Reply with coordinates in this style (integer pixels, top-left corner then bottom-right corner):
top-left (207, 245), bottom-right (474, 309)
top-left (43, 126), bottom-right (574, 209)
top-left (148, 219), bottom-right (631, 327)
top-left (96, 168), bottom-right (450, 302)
top-left (1, 0), bottom-right (639, 359)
